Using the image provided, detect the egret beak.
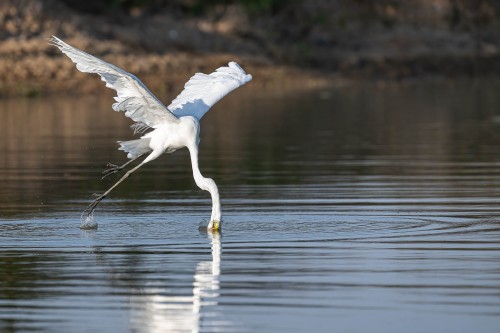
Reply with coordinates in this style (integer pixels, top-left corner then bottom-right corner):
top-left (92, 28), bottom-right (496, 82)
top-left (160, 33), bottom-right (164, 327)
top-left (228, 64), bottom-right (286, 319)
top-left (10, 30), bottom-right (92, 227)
top-left (210, 220), bottom-right (220, 232)
top-left (199, 220), bottom-right (221, 232)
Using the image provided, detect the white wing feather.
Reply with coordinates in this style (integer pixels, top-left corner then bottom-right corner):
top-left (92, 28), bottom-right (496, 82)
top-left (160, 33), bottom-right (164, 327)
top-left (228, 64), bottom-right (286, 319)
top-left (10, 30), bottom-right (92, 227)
top-left (169, 62), bottom-right (252, 120)
top-left (49, 36), bottom-right (178, 129)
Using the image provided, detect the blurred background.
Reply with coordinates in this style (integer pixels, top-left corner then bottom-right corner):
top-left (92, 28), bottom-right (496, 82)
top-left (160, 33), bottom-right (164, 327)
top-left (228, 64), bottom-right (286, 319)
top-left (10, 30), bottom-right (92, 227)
top-left (2, 3), bottom-right (500, 333)
top-left (1, 0), bottom-right (500, 96)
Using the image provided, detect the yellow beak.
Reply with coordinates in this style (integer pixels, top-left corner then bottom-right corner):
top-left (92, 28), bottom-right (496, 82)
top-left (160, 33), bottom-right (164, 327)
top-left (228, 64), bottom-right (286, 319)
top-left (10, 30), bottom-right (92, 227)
top-left (210, 220), bottom-right (220, 232)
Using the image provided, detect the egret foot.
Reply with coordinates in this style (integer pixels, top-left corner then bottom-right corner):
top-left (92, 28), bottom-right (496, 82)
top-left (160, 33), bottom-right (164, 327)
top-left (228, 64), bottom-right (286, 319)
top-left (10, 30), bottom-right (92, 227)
top-left (101, 154), bottom-right (145, 180)
top-left (83, 161), bottom-right (146, 224)
top-left (101, 163), bottom-right (123, 179)
top-left (83, 193), bottom-right (106, 219)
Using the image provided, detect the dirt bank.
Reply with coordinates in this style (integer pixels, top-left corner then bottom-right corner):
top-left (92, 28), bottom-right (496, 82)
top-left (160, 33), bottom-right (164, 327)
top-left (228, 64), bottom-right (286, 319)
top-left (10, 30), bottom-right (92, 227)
top-left (1, 0), bottom-right (500, 97)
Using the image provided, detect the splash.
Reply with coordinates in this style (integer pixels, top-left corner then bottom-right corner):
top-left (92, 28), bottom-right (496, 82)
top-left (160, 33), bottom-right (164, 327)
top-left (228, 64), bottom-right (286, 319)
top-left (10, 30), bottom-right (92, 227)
top-left (80, 212), bottom-right (98, 230)
top-left (198, 219), bottom-right (209, 232)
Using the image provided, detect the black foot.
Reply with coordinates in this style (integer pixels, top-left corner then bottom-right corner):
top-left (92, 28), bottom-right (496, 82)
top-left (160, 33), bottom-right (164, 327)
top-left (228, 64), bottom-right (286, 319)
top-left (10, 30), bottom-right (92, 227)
top-left (83, 194), bottom-right (106, 218)
top-left (102, 163), bottom-right (122, 179)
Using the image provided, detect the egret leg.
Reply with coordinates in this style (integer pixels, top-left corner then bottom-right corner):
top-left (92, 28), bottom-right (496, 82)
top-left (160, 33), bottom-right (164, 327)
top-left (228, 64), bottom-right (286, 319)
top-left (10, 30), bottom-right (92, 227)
top-left (84, 162), bottom-right (146, 218)
top-left (101, 153), bottom-right (145, 180)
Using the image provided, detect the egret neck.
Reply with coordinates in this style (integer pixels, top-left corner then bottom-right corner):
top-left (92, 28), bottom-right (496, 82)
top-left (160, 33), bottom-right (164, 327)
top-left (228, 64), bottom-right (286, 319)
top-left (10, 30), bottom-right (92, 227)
top-left (188, 144), bottom-right (222, 230)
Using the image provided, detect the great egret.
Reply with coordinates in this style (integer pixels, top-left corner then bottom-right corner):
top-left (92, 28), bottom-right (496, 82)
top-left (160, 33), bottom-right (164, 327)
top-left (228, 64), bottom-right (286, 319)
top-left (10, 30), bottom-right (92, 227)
top-left (49, 36), bottom-right (252, 231)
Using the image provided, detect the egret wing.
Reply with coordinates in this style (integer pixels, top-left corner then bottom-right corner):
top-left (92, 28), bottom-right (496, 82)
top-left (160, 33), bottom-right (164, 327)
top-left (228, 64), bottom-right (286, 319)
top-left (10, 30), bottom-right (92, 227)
top-left (168, 62), bottom-right (252, 120)
top-left (49, 36), bottom-right (178, 129)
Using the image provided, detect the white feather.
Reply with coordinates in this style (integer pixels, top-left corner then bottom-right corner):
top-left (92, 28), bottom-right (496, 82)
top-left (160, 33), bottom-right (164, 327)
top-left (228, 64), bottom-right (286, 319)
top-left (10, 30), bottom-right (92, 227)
top-left (168, 62), bottom-right (252, 120)
top-left (49, 36), bottom-right (178, 129)
top-left (50, 37), bottom-right (253, 226)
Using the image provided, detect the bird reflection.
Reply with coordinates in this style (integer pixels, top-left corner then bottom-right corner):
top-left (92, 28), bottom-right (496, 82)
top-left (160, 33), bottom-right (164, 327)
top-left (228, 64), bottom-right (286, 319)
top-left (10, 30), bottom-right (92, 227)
top-left (129, 232), bottom-right (223, 333)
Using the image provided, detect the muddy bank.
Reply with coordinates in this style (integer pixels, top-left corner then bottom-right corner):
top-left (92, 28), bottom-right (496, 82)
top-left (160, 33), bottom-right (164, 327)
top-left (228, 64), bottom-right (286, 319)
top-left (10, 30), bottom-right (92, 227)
top-left (0, 0), bottom-right (331, 97)
top-left (1, 0), bottom-right (500, 96)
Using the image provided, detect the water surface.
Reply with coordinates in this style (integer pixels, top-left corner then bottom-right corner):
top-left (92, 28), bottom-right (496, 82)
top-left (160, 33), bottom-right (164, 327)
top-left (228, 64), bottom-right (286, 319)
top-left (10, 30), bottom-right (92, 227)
top-left (1, 81), bottom-right (500, 332)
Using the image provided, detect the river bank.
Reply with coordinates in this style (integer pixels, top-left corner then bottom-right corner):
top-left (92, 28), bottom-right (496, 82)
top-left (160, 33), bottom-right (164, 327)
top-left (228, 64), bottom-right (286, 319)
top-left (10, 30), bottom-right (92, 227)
top-left (1, 0), bottom-right (500, 97)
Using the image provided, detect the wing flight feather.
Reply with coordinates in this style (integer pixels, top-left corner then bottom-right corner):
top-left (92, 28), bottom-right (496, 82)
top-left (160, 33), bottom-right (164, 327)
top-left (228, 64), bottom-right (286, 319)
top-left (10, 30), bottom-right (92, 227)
top-left (169, 62), bottom-right (252, 120)
top-left (49, 36), bottom-right (178, 129)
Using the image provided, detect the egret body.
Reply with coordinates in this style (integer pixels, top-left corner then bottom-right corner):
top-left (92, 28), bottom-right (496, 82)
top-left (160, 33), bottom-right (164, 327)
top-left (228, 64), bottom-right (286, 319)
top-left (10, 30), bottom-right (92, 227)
top-left (50, 36), bottom-right (252, 231)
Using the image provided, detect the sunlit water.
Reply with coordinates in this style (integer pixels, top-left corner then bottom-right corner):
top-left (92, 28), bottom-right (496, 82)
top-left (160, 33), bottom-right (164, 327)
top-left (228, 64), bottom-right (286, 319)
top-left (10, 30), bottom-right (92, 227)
top-left (1, 81), bottom-right (500, 333)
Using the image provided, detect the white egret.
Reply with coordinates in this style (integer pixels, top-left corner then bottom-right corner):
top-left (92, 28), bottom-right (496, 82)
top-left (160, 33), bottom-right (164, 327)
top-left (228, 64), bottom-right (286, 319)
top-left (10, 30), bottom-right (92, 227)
top-left (49, 36), bottom-right (252, 231)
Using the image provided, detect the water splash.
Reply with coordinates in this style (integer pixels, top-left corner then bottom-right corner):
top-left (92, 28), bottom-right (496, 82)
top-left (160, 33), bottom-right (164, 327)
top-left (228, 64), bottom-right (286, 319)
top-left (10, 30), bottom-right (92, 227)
top-left (80, 212), bottom-right (98, 229)
top-left (198, 219), bottom-right (209, 232)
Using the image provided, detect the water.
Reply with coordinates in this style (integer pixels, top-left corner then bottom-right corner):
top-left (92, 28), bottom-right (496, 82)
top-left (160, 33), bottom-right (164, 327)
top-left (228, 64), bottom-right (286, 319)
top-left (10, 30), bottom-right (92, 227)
top-left (1, 80), bottom-right (500, 333)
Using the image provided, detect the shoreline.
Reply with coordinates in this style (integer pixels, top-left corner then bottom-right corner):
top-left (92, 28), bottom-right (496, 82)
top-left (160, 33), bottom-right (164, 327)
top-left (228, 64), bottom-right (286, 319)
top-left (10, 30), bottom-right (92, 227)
top-left (2, 0), bottom-right (500, 97)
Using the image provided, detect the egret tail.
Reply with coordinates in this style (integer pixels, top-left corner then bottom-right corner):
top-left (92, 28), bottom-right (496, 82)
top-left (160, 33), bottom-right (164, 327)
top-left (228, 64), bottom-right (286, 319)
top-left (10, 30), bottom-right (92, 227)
top-left (118, 138), bottom-right (151, 159)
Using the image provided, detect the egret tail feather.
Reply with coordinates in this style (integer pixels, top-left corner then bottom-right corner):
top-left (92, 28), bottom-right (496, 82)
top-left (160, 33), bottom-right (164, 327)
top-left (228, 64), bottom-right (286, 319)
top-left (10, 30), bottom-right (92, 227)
top-left (118, 138), bottom-right (151, 159)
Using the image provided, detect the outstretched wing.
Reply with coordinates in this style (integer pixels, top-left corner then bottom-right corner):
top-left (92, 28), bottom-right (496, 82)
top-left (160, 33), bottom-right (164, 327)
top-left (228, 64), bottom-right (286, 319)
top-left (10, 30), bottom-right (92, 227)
top-left (168, 62), bottom-right (252, 120)
top-left (49, 36), bottom-right (178, 131)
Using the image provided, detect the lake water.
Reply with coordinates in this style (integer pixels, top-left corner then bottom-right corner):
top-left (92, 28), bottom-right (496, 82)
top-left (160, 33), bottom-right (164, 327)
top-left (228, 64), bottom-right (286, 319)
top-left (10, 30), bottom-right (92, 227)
top-left (1, 80), bottom-right (500, 333)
